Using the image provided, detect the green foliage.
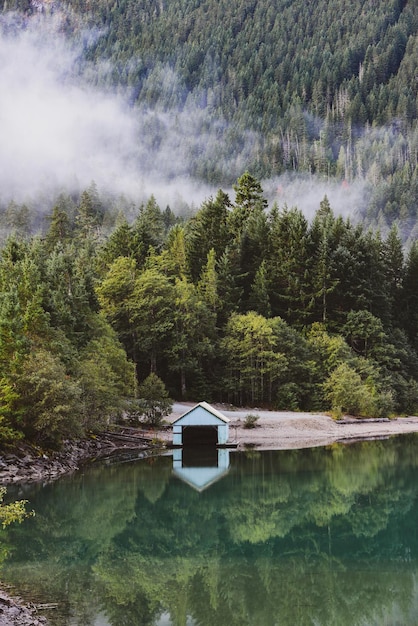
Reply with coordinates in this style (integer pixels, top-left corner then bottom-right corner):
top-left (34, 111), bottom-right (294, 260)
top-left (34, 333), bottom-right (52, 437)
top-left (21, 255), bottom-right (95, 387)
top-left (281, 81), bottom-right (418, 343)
top-left (222, 311), bottom-right (287, 406)
top-left (15, 348), bottom-right (82, 445)
top-left (266, 204), bottom-right (311, 325)
top-left (45, 200), bottom-right (73, 251)
top-left (78, 318), bottom-right (135, 430)
top-left (323, 362), bottom-right (394, 419)
top-left (275, 382), bottom-right (301, 411)
top-left (132, 373), bottom-right (172, 427)
top-left (0, 487), bottom-right (30, 529)
top-left (306, 323), bottom-right (353, 407)
top-left (130, 267), bottom-right (175, 375)
top-left (166, 277), bottom-right (216, 398)
top-left (0, 232), bottom-right (137, 449)
top-left (197, 249), bottom-right (219, 313)
top-left (343, 310), bottom-right (387, 359)
top-left (38, 0), bottom-right (416, 234)
top-left (2, 170), bottom-right (418, 448)
top-left (323, 363), bottom-right (369, 419)
top-left (229, 171), bottom-right (268, 237)
top-left (307, 323), bottom-right (352, 370)
top-left (243, 413), bottom-right (259, 429)
top-left (3, 0), bottom-right (418, 235)
top-left (185, 190), bottom-right (231, 282)
top-left (74, 183), bottom-right (104, 240)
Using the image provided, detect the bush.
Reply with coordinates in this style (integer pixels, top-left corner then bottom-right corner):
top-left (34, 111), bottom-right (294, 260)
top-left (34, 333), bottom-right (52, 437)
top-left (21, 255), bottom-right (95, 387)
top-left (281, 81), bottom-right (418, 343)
top-left (374, 390), bottom-right (395, 419)
top-left (323, 363), bottom-right (394, 419)
top-left (129, 373), bottom-right (172, 427)
top-left (323, 363), bottom-right (365, 418)
top-left (244, 414), bottom-right (260, 429)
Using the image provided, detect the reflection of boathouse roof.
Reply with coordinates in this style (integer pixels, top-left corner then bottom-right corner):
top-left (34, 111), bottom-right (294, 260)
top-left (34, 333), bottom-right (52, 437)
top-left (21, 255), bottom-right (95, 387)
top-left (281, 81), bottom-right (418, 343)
top-left (173, 462), bottom-right (230, 492)
top-left (173, 447), bottom-right (231, 492)
top-left (172, 401), bottom-right (230, 425)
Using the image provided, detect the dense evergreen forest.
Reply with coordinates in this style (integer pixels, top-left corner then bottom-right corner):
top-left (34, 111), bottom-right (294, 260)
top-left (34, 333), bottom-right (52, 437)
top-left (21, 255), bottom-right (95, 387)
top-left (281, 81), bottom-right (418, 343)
top-left (1, 0), bottom-right (418, 235)
top-left (81, 0), bottom-right (418, 239)
top-left (1, 0), bottom-right (418, 447)
top-left (1, 174), bottom-right (418, 448)
top-left (50, 0), bottom-right (418, 238)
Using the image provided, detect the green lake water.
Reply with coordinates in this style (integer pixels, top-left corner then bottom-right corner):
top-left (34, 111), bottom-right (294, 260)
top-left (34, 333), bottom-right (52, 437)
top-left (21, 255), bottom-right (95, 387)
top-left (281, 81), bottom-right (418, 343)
top-left (3, 436), bottom-right (418, 625)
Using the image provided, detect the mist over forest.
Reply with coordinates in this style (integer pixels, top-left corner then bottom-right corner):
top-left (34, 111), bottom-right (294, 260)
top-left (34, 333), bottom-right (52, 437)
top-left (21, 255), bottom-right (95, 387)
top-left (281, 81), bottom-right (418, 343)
top-left (1, 0), bottom-right (417, 236)
top-left (0, 11), bottom-right (214, 209)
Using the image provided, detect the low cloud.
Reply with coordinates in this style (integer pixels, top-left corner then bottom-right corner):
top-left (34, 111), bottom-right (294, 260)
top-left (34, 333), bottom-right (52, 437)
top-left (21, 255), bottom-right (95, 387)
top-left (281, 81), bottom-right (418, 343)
top-left (262, 174), bottom-right (369, 222)
top-left (0, 11), bottom-right (370, 221)
top-left (0, 13), bottom-right (218, 207)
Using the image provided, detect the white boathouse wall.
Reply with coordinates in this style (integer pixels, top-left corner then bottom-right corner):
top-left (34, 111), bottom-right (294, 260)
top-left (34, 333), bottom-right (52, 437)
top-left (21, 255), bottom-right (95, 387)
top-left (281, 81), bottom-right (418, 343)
top-left (172, 402), bottom-right (230, 446)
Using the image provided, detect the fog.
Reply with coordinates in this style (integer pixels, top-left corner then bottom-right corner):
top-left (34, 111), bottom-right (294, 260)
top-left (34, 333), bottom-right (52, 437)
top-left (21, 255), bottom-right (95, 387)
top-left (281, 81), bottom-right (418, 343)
top-left (263, 175), bottom-right (368, 222)
top-left (0, 12), bottom-right (218, 208)
top-left (0, 10), bottom-right (368, 218)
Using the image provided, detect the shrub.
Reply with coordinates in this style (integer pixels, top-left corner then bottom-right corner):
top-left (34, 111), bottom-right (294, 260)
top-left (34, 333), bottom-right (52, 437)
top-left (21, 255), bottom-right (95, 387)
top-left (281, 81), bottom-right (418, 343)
top-left (130, 373), bottom-right (172, 427)
top-left (244, 413), bottom-right (260, 429)
top-left (323, 363), bottom-right (394, 419)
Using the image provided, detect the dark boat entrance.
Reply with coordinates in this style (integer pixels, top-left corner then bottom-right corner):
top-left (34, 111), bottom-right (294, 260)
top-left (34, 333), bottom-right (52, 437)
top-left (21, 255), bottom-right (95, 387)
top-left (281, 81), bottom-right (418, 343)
top-left (182, 426), bottom-right (218, 446)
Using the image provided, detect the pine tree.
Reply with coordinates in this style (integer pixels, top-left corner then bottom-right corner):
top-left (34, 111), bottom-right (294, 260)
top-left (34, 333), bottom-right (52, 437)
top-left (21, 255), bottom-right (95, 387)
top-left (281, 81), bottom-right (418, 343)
top-left (402, 241), bottom-right (418, 347)
top-left (185, 189), bottom-right (231, 282)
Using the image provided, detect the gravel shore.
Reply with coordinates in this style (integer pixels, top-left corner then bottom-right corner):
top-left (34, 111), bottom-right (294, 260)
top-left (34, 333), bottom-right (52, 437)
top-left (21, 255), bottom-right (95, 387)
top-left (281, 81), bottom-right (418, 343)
top-left (163, 403), bottom-right (418, 449)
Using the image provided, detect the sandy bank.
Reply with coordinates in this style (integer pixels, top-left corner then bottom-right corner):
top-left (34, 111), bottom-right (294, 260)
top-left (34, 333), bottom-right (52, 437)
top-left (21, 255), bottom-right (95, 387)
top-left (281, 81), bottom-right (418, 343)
top-left (163, 403), bottom-right (418, 449)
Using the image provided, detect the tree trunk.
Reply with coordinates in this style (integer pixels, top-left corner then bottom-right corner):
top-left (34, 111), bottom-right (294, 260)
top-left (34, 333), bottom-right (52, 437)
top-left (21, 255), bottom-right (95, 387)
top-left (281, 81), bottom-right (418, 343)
top-left (181, 368), bottom-right (187, 399)
top-left (150, 349), bottom-right (157, 374)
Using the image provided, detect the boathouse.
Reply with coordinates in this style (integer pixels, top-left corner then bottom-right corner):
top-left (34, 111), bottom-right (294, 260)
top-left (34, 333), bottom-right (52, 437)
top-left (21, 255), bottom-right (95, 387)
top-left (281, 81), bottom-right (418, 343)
top-left (172, 402), bottom-right (230, 446)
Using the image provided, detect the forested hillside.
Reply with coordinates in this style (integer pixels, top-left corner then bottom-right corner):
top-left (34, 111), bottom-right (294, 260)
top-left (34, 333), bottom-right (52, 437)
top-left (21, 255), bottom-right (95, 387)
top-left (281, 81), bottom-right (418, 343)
top-left (70, 0), bottom-right (418, 235)
top-left (1, 0), bottom-right (418, 235)
top-left (2, 0), bottom-right (418, 449)
top-left (81, 0), bottom-right (416, 131)
top-left (1, 175), bottom-right (418, 449)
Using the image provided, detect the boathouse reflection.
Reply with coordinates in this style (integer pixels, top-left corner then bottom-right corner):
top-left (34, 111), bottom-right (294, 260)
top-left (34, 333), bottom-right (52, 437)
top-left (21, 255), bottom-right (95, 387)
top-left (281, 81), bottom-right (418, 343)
top-left (172, 447), bottom-right (231, 491)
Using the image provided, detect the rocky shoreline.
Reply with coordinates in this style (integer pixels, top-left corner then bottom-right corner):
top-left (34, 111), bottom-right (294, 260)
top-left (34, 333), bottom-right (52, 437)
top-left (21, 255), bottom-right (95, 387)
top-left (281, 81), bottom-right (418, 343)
top-left (0, 588), bottom-right (47, 626)
top-left (0, 432), bottom-right (157, 485)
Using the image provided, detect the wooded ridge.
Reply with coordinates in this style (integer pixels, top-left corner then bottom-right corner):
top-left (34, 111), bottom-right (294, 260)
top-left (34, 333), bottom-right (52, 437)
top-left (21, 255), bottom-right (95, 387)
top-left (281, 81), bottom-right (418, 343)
top-left (1, 0), bottom-right (418, 236)
top-left (0, 1), bottom-right (418, 448)
top-left (0, 174), bottom-right (417, 449)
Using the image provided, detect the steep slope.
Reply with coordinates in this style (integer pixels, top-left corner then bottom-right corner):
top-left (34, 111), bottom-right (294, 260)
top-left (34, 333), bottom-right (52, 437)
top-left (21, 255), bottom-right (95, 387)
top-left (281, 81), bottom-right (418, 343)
top-left (1, 0), bottom-right (418, 234)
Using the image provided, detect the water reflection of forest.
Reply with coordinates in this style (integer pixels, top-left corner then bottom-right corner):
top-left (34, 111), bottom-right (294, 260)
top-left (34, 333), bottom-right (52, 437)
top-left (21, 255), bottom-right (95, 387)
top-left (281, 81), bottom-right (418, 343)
top-left (3, 435), bottom-right (418, 625)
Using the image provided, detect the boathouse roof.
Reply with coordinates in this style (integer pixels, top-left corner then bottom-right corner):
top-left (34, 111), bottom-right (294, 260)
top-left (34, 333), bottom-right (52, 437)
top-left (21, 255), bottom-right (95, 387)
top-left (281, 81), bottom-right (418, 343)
top-left (172, 401), bottom-right (230, 425)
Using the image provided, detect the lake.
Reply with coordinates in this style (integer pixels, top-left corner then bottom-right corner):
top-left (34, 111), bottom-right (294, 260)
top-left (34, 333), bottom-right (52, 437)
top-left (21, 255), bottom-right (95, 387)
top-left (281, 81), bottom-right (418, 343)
top-left (2, 435), bottom-right (418, 625)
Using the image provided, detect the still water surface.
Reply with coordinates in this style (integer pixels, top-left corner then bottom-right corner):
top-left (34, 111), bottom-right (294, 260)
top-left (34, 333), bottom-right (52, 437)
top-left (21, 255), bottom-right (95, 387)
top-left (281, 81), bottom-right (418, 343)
top-left (3, 436), bottom-right (418, 625)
